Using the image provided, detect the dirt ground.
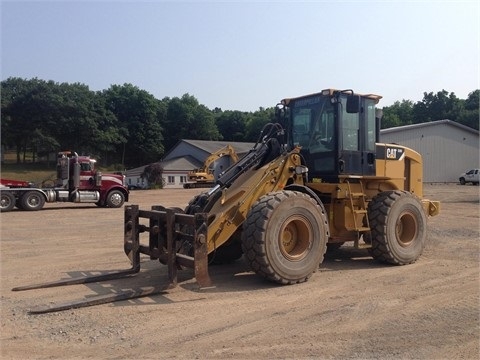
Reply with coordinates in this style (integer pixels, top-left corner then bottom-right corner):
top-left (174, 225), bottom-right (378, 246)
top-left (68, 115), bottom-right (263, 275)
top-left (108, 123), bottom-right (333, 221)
top-left (0, 184), bottom-right (478, 359)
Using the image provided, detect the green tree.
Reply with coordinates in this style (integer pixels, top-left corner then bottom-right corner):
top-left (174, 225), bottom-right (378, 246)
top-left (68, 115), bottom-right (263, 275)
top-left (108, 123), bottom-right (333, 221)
top-left (90, 91), bottom-right (126, 165)
top-left (47, 82), bottom-right (105, 154)
top-left (458, 90), bottom-right (479, 130)
top-left (102, 84), bottom-right (165, 167)
top-left (1, 78), bottom-right (62, 162)
top-left (412, 90), bottom-right (461, 124)
top-left (1, 78), bottom-right (119, 163)
top-left (244, 107), bottom-right (275, 142)
top-left (381, 100), bottom-right (414, 129)
top-left (163, 94), bottom-right (220, 151)
top-left (215, 110), bottom-right (248, 141)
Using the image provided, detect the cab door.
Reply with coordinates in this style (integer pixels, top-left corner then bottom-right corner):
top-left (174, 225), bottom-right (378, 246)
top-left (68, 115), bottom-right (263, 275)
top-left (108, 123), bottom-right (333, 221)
top-left (338, 97), bottom-right (376, 176)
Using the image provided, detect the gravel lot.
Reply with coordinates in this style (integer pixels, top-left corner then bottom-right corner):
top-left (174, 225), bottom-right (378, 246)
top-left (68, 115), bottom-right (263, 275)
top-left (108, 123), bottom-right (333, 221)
top-left (1, 184), bottom-right (479, 359)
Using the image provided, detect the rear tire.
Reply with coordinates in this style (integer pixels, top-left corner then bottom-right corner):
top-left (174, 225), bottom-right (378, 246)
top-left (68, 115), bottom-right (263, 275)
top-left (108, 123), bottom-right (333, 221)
top-left (0, 191), bottom-right (15, 212)
top-left (20, 191), bottom-right (45, 211)
top-left (368, 190), bottom-right (427, 265)
top-left (242, 190), bottom-right (329, 285)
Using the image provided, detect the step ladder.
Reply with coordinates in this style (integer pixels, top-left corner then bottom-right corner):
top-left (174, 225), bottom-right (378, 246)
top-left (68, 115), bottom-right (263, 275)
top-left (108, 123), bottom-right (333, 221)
top-left (346, 181), bottom-right (371, 249)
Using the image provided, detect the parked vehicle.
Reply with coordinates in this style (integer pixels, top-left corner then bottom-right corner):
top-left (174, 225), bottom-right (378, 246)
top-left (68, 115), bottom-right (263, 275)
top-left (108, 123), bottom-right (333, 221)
top-left (459, 169), bottom-right (479, 185)
top-left (0, 151), bottom-right (129, 212)
top-left (127, 184), bottom-right (146, 190)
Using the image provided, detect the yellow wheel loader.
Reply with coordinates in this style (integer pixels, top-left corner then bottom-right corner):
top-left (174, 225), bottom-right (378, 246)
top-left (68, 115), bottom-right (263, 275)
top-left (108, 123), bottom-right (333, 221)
top-left (14, 89), bottom-right (440, 313)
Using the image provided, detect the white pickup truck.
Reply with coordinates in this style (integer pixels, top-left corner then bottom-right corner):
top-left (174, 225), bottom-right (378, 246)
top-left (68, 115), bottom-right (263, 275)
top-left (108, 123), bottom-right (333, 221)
top-left (459, 169), bottom-right (479, 185)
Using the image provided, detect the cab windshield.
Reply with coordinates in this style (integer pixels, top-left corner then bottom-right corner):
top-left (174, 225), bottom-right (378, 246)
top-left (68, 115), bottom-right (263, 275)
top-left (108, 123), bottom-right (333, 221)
top-left (291, 95), bottom-right (335, 155)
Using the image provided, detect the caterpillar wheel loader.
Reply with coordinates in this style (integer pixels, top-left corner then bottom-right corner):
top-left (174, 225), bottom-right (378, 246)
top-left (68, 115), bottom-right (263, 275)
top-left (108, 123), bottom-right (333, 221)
top-left (14, 89), bottom-right (440, 314)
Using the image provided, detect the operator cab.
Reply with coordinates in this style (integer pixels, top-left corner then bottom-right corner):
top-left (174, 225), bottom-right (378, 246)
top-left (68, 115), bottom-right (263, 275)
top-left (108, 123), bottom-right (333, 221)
top-left (280, 89), bottom-right (382, 183)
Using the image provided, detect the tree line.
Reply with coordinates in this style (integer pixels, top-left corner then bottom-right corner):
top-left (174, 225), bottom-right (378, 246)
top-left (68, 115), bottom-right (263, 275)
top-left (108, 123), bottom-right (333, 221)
top-left (381, 89), bottom-right (479, 130)
top-left (1, 77), bottom-right (478, 169)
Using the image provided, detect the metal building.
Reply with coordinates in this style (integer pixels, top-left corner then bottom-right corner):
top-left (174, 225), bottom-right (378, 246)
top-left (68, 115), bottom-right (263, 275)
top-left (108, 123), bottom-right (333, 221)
top-left (380, 120), bottom-right (479, 183)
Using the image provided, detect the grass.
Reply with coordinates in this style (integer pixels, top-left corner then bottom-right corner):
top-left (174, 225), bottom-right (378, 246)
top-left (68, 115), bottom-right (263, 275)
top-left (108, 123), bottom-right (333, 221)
top-left (1, 162), bottom-right (57, 186)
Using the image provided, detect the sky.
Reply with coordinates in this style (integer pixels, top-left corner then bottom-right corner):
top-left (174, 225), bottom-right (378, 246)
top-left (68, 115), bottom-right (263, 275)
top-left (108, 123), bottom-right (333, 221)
top-left (1, 0), bottom-right (479, 112)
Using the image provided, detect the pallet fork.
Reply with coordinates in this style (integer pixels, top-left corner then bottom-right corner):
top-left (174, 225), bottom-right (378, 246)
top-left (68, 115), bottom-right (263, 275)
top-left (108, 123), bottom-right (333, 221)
top-left (12, 205), bottom-right (212, 314)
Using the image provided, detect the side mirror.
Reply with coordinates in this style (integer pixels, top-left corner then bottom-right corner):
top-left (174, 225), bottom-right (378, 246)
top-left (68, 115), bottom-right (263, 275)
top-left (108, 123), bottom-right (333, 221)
top-left (275, 103), bottom-right (289, 129)
top-left (275, 104), bottom-right (285, 120)
top-left (346, 95), bottom-right (361, 113)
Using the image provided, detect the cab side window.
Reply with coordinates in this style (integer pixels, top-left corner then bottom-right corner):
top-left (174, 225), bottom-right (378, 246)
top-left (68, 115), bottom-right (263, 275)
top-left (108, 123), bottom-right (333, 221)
top-left (341, 98), bottom-right (359, 151)
top-left (80, 162), bottom-right (91, 172)
top-left (365, 100), bottom-right (376, 152)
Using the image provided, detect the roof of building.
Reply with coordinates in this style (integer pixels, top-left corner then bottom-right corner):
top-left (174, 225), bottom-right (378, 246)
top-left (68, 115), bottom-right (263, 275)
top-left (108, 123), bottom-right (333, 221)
top-left (125, 155), bottom-right (202, 176)
top-left (162, 139), bottom-right (255, 160)
top-left (161, 155), bottom-right (202, 171)
top-left (181, 139), bottom-right (256, 153)
top-left (380, 119), bottom-right (479, 135)
top-left (124, 165), bottom-right (148, 177)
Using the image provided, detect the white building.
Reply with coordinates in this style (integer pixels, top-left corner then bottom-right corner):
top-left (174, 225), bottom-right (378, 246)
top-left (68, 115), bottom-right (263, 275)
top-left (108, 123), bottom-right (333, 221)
top-left (380, 120), bottom-right (479, 182)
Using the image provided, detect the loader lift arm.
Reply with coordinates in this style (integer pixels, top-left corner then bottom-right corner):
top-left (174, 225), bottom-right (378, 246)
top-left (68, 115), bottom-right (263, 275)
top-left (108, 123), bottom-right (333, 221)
top-left (186, 122), bottom-right (286, 214)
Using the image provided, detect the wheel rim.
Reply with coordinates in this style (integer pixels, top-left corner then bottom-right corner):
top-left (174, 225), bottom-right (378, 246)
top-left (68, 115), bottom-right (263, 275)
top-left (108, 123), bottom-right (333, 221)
top-left (109, 193), bottom-right (123, 206)
top-left (395, 211), bottom-right (418, 247)
top-left (27, 195), bottom-right (41, 207)
top-left (278, 215), bottom-right (312, 261)
top-left (1, 196), bottom-right (12, 209)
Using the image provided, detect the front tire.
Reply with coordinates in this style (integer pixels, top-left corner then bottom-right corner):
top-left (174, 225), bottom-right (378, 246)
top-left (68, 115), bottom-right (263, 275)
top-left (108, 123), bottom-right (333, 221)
top-left (459, 177), bottom-right (466, 185)
top-left (106, 190), bottom-right (125, 208)
top-left (242, 191), bottom-right (329, 285)
top-left (368, 190), bottom-right (427, 265)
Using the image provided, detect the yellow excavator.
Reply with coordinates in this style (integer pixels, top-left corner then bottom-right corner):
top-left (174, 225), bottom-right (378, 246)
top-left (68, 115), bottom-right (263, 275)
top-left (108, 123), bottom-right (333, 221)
top-left (14, 89), bottom-right (440, 313)
top-left (183, 145), bottom-right (239, 188)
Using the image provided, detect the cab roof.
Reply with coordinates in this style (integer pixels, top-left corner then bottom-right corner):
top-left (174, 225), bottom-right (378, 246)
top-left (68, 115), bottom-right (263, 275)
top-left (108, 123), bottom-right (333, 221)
top-left (281, 89), bottom-right (382, 105)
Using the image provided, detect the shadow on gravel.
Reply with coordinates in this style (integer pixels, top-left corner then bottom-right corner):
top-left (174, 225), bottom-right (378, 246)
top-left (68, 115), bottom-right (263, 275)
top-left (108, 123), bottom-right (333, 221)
top-left (18, 246), bottom-right (387, 313)
top-left (322, 245), bottom-right (386, 271)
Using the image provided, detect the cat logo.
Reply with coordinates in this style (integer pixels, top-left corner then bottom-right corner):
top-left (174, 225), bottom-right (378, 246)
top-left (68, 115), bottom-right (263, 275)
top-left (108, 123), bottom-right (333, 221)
top-left (386, 147), bottom-right (404, 160)
top-left (376, 144), bottom-right (406, 161)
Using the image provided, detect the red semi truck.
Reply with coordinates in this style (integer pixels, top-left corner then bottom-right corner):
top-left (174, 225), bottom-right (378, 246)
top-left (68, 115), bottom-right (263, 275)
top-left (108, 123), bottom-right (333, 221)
top-left (0, 151), bottom-right (129, 212)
